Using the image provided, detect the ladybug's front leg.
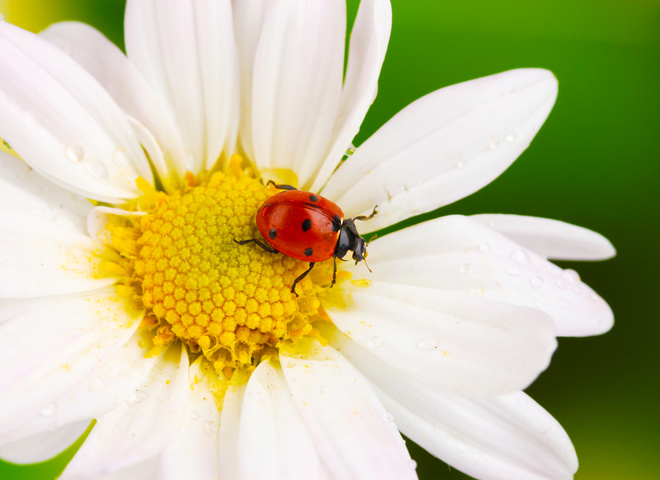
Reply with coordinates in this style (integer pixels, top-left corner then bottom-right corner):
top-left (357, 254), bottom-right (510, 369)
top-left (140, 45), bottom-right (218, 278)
top-left (266, 180), bottom-right (297, 191)
top-left (291, 262), bottom-right (315, 297)
top-left (233, 238), bottom-right (278, 253)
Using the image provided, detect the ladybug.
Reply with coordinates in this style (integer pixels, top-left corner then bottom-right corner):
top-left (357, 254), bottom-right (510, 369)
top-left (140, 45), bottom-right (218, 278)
top-left (235, 182), bottom-right (376, 296)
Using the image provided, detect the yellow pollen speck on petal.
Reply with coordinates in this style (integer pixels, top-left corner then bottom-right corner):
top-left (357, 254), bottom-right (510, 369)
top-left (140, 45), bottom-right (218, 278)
top-left (103, 159), bottom-right (345, 383)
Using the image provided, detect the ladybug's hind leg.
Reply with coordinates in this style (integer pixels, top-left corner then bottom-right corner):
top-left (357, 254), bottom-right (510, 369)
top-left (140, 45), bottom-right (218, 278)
top-left (266, 180), bottom-right (297, 191)
top-left (291, 262), bottom-right (315, 297)
top-left (352, 205), bottom-right (378, 222)
top-left (233, 238), bottom-right (278, 254)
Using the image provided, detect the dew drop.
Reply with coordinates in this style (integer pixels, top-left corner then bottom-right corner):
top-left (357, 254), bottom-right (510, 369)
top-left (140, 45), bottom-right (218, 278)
top-left (345, 144), bottom-right (356, 156)
top-left (506, 266), bottom-right (521, 276)
top-left (590, 293), bottom-right (600, 303)
top-left (204, 421), bottom-right (216, 436)
top-left (489, 140), bottom-right (500, 150)
top-left (409, 460), bottom-right (418, 470)
top-left (556, 279), bottom-right (567, 290)
top-left (562, 269), bottom-right (580, 283)
top-left (29, 206), bottom-right (45, 217)
top-left (84, 158), bottom-right (109, 180)
top-left (317, 385), bottom-right (328, 394)
top-left (530, 275), bottom-right (544, 288)
top-left (510, 249), bottom-right (527, 263)
top-left (478, 242), bottom-right (491, 254)
top-left (369, 336), bottom-right (384, 348)
top-left (125, 390), bottom-right (146, 405)
top-left (505, 132), bottom-right (517, 142)
top-left (41, 403), bottom-right (56, 417)
top-left (383, 412), bottom-right (394, 423)
top-left (0, 13), bottom-right (5, 23)
top-left (190, 411), bottom-right (200, 420)
top-left (559, 300), bottom-right (571, 309)
top-left (460, 263), bottom-right (471, 274)
top-left (573, 285), bottom-right (583, 295)
top-left (456, 159), bottom-right (466, 169)
top-left (113, 148), bottom-right (130, 166)
top-left (417, 338), bottom-right (438, 351)
top-left (65, 144), bottom-right (84, 163)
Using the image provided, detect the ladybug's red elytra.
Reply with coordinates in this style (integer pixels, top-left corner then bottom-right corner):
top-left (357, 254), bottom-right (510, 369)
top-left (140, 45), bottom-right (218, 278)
top-left (235, 182), bottom-right (376, 296)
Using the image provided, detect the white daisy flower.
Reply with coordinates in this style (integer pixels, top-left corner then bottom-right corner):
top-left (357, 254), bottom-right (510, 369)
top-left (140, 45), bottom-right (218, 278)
top-left (0, 1), bottom-right (614, 479)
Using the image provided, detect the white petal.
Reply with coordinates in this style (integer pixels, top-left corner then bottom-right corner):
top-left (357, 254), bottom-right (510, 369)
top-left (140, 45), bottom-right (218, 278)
top-left (0, 331), bottom-right (160, 446)
top-left (321, 69), bottom-right (558, 229)
top-left (0, 290), bottom-right (140, 437)
top-left (471, 214), bottom-right (616, 261)
top-left (328, 327), bottom-right (577, 480)
top-left (355, 215), bottom-right (613, 337)
top-left (232, 0), bottom-right (267, 163)
top-left (218, 383), bottom-right (245, 480)
top-left (87, 206), bottom-right (146, 244)
top-left (0, 420), bottom-right (91, 464)
top-left (326, 281), bottom-right (556, 397)
top-left (125, 0), bottom-right (240, 172)
top-left (158, 360), bottom-right (220, 480)
top-left (235, 360), bottom-right (330, 480)
top-left (249, 0), bottom-right (345, 188)
top-left (0, 151), bottom-right (91, 235)
top-left (280, 345), bottom-right (417, 480)
top-left (93, 459), bottom-right (159, 480)
top-left (0, 206), bottom-right (115, 297)
top-left (41, 21), bottom-right (188, 181)
top-left (0, 22), bottom-right (151, 202)
top-left (310, 0), bottom-right (392, 192)
top-left (62, 345), bottom-right (190, 478)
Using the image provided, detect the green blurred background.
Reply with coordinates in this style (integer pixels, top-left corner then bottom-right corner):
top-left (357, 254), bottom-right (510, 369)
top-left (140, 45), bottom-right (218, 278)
top-left (0, 0), bottom-right (658, 479)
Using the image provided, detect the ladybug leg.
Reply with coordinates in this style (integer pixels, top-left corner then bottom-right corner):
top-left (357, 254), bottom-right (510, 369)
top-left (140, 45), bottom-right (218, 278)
top-left (291, 262), bottom-right (315, 297)
top-left (352, 205), bottom-right (378, 222)
top-left (233, 238), bottom-right (279, 254)
top-left (331, 257), bottom-right (338, 287)
top-left (266, 180), bottom-right (297, 191)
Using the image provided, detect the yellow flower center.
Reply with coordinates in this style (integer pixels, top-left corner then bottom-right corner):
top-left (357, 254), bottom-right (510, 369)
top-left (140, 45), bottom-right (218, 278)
top-left (105, 157), bottom-right (341, 381)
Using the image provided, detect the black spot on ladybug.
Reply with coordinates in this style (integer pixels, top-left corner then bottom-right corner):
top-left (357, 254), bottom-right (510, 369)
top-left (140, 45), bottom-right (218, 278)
top-left (309, 194), bottom-right (319, 202)
top-left (332, 214), bottom-right (341, 232)
top-left (304, 247), bottom-right (313, 257)
top-left (269, 229), bottom-right (277, 239)
top-left (302, 219), bottom-right (312, 232)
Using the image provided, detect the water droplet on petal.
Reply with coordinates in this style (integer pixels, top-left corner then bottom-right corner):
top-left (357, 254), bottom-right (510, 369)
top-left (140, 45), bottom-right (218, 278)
top-left (417, 338), bottom-right (438, 351)
top-left (190, 411), bottom-right (200, 420)
top-left (29, 206), bottom-right (45, 217)
top-left (556, 279), bottom-right (567, 290)
top-left (559, 300), bottom-right (571, 308)
top-left (489, 140), bottom-right (500, 150)
top-left (505, 132), bottom-right (517, 142)
top-left (0, 14), bottom-right (5, 23)
top-left (460, 263), bottom-right (471, 274)
top-left (510, 249), bottom-right (528, 263)
top-left (84, 158), bottom-right (109, 180)
top-left (506, 266), bottom-right (520, 276)
top-left (41, 404), bottom-right (56, 416)
top-left (369, 336), bottom-right (384, 348)
top-left (562, 269), bottom-right (580, 283)
top-left (573, 285), bottom-right (583, 295)
top-left (66, 144), bottom-right (84, 163)
top-left (409, 460), bottom-right (418, 470)
top-left (204, 421), bottom-right (216, 436)
top-left (113, 148), bottom-right (129, 166)
top-left (317, 385), bottom-right (328, 394)
top-left (456, 159), bottom-right (466, 169)
top-left (478, 242), bottom-right (491, 254)
top-left (125, 390), bottom-right (146, 405)
top-left (383, 412), bottom-right (394, 423)
top-left (530, 275), bottom-right (544, 288)
top-left (590, 293), bottom-right (600, 303)
top-left (345, 144), bottom-right (357, 156)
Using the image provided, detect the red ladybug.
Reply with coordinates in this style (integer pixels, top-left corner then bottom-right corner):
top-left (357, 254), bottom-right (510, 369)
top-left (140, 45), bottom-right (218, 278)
top-left (235, 182), bottom-right (376, 296)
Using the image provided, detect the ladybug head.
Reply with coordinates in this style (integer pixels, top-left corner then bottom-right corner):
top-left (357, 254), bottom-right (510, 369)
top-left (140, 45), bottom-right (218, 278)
top-left (335, 218), bottom-right (368, 264)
